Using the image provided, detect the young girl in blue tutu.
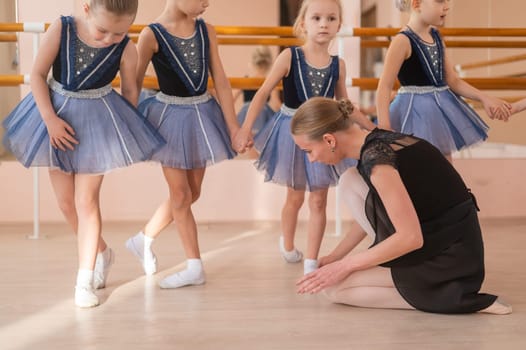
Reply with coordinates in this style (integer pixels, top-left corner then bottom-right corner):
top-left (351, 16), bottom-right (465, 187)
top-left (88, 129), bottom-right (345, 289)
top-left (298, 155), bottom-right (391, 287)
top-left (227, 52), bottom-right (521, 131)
top-left (234, 0), bottom-right (375, 275)
top-left (376, 0), bottom-right (511, 162)
top-left (234, 46), bottom-right (280, 136)
top-left (3, 0), bottom-right (164, 307)
top-left (126, 0), bottom-right (239, 288)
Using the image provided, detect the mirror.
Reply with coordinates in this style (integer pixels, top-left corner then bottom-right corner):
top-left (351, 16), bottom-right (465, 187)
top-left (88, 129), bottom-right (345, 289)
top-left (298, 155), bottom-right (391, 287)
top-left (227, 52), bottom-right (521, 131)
top-left (359, 0), bottom-right (526, 159)
top-left (0, 0), bottom-right (20, 159)
top-left (2, 0), bottom-right (524, 161)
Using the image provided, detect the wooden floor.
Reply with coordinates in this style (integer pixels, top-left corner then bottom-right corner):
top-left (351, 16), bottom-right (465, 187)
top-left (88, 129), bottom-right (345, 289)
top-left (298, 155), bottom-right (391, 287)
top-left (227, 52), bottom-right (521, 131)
top-left (0, 219), bottom-right (525, 350)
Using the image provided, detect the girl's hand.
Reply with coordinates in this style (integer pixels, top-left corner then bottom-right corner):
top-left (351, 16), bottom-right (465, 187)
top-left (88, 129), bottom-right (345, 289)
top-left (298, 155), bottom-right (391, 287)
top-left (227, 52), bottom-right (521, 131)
top-left (482, 96), bottom-right (511, 121)
top-left (45, 115), bottom-right (78, 151)
top-left (232, 127), bottom-right (253, 153)
top-left (491, 105), bottom-right (512, 122)
top-left (228, 125), bottom-right (242, 147)
top-left (296, 260), bottom-right (350, 294)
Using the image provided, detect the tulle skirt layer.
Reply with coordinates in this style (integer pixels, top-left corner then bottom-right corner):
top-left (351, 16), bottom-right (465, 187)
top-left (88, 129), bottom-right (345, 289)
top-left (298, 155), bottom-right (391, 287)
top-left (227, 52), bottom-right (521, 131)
top-left (3, 83), bottom-right (165, 174)
top-left (237, 102), bottom-right (275, 134)
top-left (389, 86), bottom-right (489, 155)
top-left (254, 106), bottom-right (356, 192)
top-left (139, 92), bottom-right (236, 169)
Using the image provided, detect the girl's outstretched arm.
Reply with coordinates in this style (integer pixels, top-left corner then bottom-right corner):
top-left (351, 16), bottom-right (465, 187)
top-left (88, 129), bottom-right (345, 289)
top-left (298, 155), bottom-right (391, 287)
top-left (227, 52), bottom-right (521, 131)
top-left (376, 34), bottom-right (411, 130)
top-left (233, 48), bottom-right (291, 152)
top-left (119, 40), bottom-right (139, 106)
top-left (135, 27), bottom-right (157, 95)
top-left (31, 18), bottom-right (78, 151)
top-left (206, 23), bottom-right (239, 144)
top-left (318, 221), bottom-right (367, 267)
top-left (335, 59), bottom-right (376, 131)
top-left (334, 58), bottom-right (349, 101)
top-left (510, 98), bottom-right (526, 115)
top-left (443, 43), bottom-right (511, 121)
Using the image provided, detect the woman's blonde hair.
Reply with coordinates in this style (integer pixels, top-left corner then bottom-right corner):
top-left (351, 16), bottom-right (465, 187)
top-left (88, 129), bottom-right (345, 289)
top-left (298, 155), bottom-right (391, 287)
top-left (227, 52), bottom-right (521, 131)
top-left (90, 0), bottom-right (139, 16)
top-left (395, 0), bottom-right (412, 12)
top-left (251, 46), bottom-right (273, 71)
top-left (291, 97), bottom-right (354, 140)
top-left (292, 0), bottom-right (343, 38)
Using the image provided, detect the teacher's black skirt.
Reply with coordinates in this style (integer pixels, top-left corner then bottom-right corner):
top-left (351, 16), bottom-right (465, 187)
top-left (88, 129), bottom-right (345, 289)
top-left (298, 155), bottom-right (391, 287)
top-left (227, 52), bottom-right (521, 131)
top-left (390, 200), bottom-right (497, 314)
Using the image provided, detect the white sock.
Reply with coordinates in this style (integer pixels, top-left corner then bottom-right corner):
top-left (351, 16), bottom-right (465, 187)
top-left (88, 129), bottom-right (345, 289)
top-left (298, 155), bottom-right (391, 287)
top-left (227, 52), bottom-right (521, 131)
top-left (279, 236), bottom-right (303, 263)
top-left (134, 231), bottom-right (145, 250)
top-left (93, 247), bottom-right (114, 289)
top-left (133, 232), bottom-right (155, 256)
top-left (100, 247), bottom-right (111, 263)
top-left (143, 234), bottom-right (155, 260)
top-left (75, 269), bottom-right (99, 307)
top-left (144, 234), bottom-right (154, 249)
top-left (159, 259), bottom-right (205, 289)
top-left (76, 269), bottom-right (94, 288)
top-left (126, 231), bottom-right (157, 275)
top-left (186, 258), bottom-right (202, 271)
top-left (304, 259), bottom-right (318, 275)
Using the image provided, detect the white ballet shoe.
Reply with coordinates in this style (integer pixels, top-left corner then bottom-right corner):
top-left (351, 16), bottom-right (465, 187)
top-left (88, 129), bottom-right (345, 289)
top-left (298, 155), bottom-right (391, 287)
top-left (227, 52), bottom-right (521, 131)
top-left (93, 248), bottom-right (115, 289)
top-left (159, 270), bottom-right (206, 289)
top-left (279, 236), bottom-right (303, 263)
top-left (303, 259), bottom-right (319, 275)
top-left (125, 233), bottom-right (157, 275)
top-left (75, 286), bottom-right (99, 308)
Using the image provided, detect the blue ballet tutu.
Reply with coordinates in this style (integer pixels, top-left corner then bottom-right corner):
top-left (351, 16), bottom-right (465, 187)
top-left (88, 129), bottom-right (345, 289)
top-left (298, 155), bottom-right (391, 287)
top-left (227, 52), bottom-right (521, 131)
top-left (254, 106), bottom-right (356, 192)
top-left (139, 92), bottom-right (236, 169)
top-left (389, 86), bottom-right (489, 155)
top-left (139, 88), bottom-right (160, 104)
top-left (237, 102), bottom-right (275, 134)
top-left (3, 79), bottom-right (165, 174)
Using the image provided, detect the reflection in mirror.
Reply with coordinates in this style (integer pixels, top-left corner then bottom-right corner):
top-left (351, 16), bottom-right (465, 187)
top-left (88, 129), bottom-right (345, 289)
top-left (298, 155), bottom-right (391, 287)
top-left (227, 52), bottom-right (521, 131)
top-left (0, 0), bottom-right (20, 159)
top-left (359, 0), bottom-right (526, 159)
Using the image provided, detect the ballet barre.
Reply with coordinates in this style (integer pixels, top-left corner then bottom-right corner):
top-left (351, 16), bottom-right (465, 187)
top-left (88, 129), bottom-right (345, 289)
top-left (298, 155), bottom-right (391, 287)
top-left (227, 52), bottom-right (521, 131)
top-left (2, 75), bottom-right (526, 91)
top-left (1, 22), bottom-right (526, 238)
top-left (455, 53), bottom-right (526, 77)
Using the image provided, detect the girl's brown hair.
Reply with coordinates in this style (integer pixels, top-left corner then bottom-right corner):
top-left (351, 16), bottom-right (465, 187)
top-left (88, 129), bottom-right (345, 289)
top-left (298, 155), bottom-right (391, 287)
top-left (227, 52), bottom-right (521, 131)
top-left (90, 0), bottom-right (139, 16)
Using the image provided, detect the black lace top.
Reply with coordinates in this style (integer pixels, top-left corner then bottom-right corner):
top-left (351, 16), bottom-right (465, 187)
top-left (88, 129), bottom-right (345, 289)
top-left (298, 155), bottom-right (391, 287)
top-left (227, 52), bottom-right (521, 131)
top-left (357, 129), bottom-right (472, 266)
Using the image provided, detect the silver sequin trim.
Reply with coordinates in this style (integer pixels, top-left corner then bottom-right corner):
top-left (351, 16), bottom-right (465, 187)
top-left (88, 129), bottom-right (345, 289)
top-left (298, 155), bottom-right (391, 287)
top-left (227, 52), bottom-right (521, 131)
top-left (74, 37), bottom-right (100, 75)
top-left (172, 31), bottom-right (202, 80)
top-left (280, 105), bottom-right (297, 116)
top-left (398, 85), bottom-right (449, 94)
top-left (306, 65), bottom-right (330, 96)
top-left (48, 78), bottom-right (112, 98)
top-left (155, 91), bottom-right (212, 105)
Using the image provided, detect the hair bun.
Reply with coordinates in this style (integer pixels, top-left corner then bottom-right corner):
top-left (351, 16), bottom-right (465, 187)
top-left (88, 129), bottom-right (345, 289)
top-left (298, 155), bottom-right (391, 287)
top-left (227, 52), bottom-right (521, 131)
top-left (338, 99), bottom-right (354, 119)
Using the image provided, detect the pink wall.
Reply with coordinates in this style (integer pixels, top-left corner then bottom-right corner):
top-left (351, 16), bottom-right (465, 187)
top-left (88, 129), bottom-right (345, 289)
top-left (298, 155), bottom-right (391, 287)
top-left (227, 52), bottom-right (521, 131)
top-left (2, 158), bottom-right (525, 223)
